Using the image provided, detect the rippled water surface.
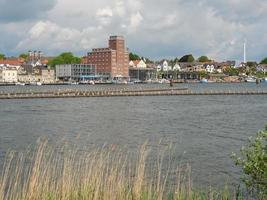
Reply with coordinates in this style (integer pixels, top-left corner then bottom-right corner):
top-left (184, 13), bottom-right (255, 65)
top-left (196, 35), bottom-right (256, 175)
top-left (0, 83), bottom-right (267, 187)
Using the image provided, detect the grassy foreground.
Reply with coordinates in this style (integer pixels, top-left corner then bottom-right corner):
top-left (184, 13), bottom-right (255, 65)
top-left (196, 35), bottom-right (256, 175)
top-left (0, 140), bottom-right (240, 200)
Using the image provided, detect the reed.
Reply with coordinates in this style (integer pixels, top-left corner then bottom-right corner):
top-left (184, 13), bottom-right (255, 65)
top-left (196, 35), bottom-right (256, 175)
top-left (0, 139), bottom-right (239, 200)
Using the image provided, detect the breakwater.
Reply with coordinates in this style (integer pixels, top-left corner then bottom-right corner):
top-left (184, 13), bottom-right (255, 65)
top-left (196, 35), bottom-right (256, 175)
top-left (1, 88), bottom-right (267, 99)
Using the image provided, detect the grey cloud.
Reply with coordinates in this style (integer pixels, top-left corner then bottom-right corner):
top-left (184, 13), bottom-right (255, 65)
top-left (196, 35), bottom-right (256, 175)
top-left (201, 0), bottom-right (267, 23)
top-left (1, 0), bottom-right (267, 61)
top-left (0, 0), bottom-right (57, 22)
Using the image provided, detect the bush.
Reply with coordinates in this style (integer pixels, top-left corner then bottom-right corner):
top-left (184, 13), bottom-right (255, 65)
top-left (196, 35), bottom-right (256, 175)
top-left (232, 126), bottom-right (267, 199)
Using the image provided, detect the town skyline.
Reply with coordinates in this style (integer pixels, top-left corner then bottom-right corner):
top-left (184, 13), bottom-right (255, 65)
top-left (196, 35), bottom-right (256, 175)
top-left (0, 0), bottom-right (267, 62)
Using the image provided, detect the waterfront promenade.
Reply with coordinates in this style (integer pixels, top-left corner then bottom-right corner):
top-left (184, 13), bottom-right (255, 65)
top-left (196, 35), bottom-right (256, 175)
top-left (1, 87), bottom-right (267, 99)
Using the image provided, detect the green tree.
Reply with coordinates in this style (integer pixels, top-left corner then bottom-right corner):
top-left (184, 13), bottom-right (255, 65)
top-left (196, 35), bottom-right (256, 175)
top-left (260, 57), bottom-right (267, 64)
top-left (0, 53), bottom-right (5, 60)
top-left (232, 126), bottom-right (267, 199)
top-left (256, 72), bottom-right (265, 78)
top-left (198, 56), bottom-right (210, 62)
top-left (223, 67), bottom-right (239, 76)
top-left (129, 52), bottom-right (140, 61)
top-left (247, 61), bottom-right (257, 67)
top-left (48, 52), bottom-right (81, 68)
top-left (179, 54), bottom-right (195, 62)
top-left (199, 71), bottom-right (208, 78)
top-left (19, 53), bottom-right (28, 60)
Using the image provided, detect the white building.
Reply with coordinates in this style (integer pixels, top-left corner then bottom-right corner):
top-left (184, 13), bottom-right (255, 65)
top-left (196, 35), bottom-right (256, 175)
top-left (216, 68), bottom-right (223, 73)
top-left (204, 64), bottom-right (215, 73)
top-left (0, 67), bottom-right (18, 83)
top-left (156, 65), bottom-right (162, 72)
top-left (172, 63), bottom-right (181, 71)
top-left (257, 65), bottom-right (267, 73)
top-left (162, 60), bottom-right (169, 72)
top-left (129, 60), bottom-right (147, 68)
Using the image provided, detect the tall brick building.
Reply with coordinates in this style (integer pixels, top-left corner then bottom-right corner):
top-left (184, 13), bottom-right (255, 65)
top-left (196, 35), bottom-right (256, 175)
top-left (85, 36), bottom-right (129, 79)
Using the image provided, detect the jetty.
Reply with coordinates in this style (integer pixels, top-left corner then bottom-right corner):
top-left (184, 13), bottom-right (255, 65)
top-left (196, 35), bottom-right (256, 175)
top-left (0, 88), bottom-right (267, 99)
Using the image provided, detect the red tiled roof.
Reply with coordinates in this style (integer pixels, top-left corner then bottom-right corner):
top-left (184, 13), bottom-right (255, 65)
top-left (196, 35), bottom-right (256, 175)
top-left (41, 59), bottom-right (49, 65)
top-left (0, 59), bottom-right (23, 66)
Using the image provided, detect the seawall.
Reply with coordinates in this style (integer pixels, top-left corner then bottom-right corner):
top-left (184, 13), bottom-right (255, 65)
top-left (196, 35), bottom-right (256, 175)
top-left (1, 88), bottom-right (267, 99)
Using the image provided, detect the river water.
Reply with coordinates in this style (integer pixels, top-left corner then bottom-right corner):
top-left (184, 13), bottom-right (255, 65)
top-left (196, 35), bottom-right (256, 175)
top-left (0, 83), bottom-right (267, 187)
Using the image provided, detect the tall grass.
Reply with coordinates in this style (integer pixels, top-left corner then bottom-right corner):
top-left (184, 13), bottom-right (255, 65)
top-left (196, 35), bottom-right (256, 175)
top-left (0, 139), bottom-right (240, 200)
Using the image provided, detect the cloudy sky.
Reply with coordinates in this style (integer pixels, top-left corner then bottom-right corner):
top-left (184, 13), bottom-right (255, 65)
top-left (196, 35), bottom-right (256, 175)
top-left (0, 0), bottom-right (266, 62)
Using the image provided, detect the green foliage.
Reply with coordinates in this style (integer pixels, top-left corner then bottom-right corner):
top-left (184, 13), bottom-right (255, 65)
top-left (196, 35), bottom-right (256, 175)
top-left (246, 61), bottom-right (257, 67)
top-left (223, 67), bottom-right (239, 76)
top-left (0, 53), bottom-right (5, 60)
top-left (19, 53), bottom-right (28, 60)
top-left (247, 66), bottom-right (257, 75)
top-left (260, 57), bottom-right (267, 64)
top-left (198, 56), bottom-right (210, 62)
top-left (129, 52), bottom-right (140, 61)
top-left (232, 126), bottom-right (267, 199)
top-left (48, 52), bottom-right (81, 68)
top-left (199, 71), bottom-right (208, 78)
top-left (256, 72), bottom-right (266, 78)
top-left (179, 54), bottom-right (195, 63)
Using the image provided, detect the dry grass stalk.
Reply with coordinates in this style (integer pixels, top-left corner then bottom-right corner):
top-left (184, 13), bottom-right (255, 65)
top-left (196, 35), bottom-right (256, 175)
top-left (0, 140), bottom-right (235, 200)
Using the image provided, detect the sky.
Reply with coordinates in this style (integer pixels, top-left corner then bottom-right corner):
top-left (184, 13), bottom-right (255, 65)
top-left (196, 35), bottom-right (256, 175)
top-left (0, 0), bottom-right (266, 62)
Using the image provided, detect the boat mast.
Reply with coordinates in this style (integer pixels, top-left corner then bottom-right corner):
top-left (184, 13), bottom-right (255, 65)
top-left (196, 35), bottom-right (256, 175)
top-left (243, 39), bottom-right (247, 64)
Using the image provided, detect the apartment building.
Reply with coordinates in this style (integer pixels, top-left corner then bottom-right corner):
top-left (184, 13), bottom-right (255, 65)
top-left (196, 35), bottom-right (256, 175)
top-left (85, 36), bottom-right (129, 79)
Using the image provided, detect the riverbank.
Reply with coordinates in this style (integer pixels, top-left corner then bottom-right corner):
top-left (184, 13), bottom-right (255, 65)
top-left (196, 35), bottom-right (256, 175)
top-left (0, 140), bottom-right (242, 200)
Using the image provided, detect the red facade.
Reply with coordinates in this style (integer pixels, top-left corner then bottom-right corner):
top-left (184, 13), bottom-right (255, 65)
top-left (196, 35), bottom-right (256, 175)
top-left (85, 36), bottom-right (129, 78)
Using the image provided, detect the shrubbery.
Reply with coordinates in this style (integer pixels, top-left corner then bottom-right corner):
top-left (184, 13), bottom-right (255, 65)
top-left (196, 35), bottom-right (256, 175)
top-left (232, 126), bottom-right (267, 199)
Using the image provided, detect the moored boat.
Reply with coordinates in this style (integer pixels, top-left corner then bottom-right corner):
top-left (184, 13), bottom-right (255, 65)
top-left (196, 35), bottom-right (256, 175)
top-left (89, 80), bottom-right (95, 85)
top-left (200, 78), bottom-right (208, 83)
top-left (245, 77), bottom-right (256, 83)
top-left (68, 82), bottom-right (79, 85)
top-left (15, 82), bottom-right (25, 86)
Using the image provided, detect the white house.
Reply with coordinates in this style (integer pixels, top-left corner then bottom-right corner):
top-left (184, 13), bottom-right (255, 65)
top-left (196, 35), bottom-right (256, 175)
top-left (172, 63), bottom-right (181, 71)
top-left (0, 67), bottom-right (18, 83)
top-left (162, 60), bottom-right (169, 72)
top-left (216, 68), bottom-right (223, 73)
top-left (257, 65), bottom-right (267, 73)
top-left (156, 65), bottom-right (162, 72)
top-left (204, 64), bottom-right (215, 73)
top-left (129, 60), bottom-right (147, 68)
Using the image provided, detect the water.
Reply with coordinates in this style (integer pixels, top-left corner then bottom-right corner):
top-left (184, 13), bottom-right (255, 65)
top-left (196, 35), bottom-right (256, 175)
top-left (0, 83), bottom-right (267, 187)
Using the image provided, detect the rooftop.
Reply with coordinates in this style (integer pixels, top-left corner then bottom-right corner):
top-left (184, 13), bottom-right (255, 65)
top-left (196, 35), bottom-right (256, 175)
top-left (109, 36), bottom-right (124, 40)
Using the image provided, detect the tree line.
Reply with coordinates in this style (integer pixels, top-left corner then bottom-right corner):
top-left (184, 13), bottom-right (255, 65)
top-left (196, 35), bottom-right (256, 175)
top-left (1, 51), bottom-right (267, 66)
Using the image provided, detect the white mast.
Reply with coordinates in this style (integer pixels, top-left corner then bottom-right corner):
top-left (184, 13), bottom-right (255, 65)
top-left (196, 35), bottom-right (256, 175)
top-left (243, 39), bottom-right (246, 64)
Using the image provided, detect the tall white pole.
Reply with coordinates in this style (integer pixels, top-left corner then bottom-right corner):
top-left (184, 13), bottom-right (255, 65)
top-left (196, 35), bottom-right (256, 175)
top-left (243, 39), bottom-right (246, 64)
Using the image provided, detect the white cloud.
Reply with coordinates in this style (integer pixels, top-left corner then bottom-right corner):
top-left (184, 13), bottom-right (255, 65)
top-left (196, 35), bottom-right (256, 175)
top-left (128, 12), bottom-right (143, 33)
top-left (16, 21), bottom-right (105, 54)
top-left (96, 8), bottom-right (113, 18)
top-left (1, 0), bottom-right (267, 61)
top-left (113, 0), bottom-right (126, 17)
top-left (96, 7), bottom-right (113, 26)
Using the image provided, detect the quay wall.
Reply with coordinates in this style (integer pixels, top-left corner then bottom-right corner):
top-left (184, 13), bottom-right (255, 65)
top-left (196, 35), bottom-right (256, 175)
top-left (0, 88), bottom-right (267, 99)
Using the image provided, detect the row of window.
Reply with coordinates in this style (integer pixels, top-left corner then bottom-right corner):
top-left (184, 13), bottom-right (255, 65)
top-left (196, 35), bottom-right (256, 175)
top-left (2, 73), bottom-right (16, 76)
